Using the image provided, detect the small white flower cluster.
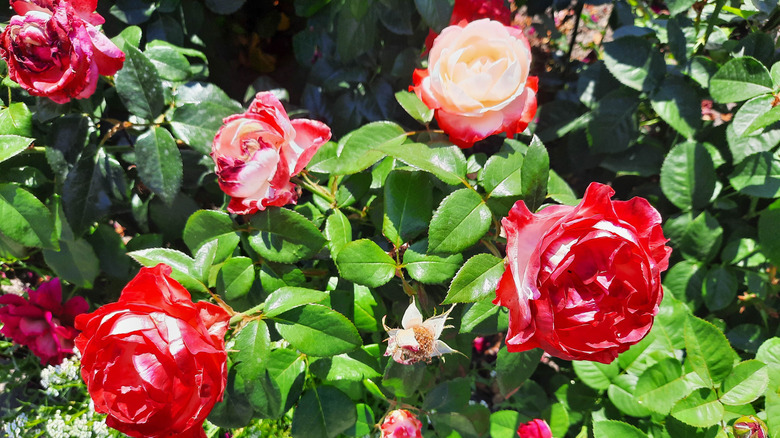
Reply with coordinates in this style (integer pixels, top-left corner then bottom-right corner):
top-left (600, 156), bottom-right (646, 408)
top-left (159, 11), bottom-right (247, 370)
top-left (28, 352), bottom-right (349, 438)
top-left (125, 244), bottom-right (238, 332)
top-left (43, 408), bottom-right (111, 438)
top-left (40, 355), bottom-right (81, 397)
top-left (2, 413), bottom-right (28, 438)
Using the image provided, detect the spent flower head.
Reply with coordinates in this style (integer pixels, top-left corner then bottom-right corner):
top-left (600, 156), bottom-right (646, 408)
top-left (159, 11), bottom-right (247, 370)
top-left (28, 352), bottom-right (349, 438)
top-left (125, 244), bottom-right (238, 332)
top-left (383, 297), bottom-right (457, 365)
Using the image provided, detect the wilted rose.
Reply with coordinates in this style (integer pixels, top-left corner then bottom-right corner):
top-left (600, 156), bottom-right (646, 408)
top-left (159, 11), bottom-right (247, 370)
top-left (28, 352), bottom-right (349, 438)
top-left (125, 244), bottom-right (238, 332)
top-left (424, 0), bottom-right (512, 52)
top-left (383, 298), bottom-right (456, 365)
top-left (74, 264), bottom-right (231, 438)
top-left (0, 0), bottom-right (124, 103)
top-left (517, 419), bottom-right (552, 438)
top-left (211, 91), bottom-right (332, 215)
top-left (412, 18), bottom-right (537, 148)
top-left (0, 278), bottom-right (87, 365)
top-left (495, 182), bottom-right (672, 364)
top-left (381, 409), bottom-right (423, 438)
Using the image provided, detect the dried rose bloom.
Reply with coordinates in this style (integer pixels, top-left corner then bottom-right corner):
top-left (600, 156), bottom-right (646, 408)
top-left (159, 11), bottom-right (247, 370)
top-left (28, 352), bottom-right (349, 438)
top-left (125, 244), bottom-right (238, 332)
top-left (383, 298), bottom-right (456, 365)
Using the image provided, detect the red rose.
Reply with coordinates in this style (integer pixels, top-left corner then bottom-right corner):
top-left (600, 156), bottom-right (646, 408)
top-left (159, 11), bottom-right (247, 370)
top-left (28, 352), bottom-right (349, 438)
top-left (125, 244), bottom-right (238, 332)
top-left (0, 278), bottom-right (87, 365)
top-left (0, 0), bottom-right (124, 103)
top-left (424, 0), bottom-right (513, 51)
top-left (495, 183), bottom-right (671, 364)
top-left (211, 92), bottom-right (332, 214)
top-left (412, 19), bottom-right (538, 148)
top-left (517, 419), bottom-right (552, 438)
top-left (74, 264), bottom-right (231, 438)
top-left (380, 409), bottom-right (423, 438)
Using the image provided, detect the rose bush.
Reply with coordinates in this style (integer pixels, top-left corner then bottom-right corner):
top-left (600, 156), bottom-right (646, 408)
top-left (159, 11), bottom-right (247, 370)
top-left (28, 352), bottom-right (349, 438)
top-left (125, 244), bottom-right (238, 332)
top-left (412, 18), bottom-right (537, 148)
top-left (0, 0), bottom-right (124, 103)
top-left (380, 409), bottom-right (423, 438)
top-left (494, 182), bottom-right (672, 364)
top-left (74, 264), bottom-right (230, 438)
top-left (0, 278), bottom-right (87, 365)
top-left (516, 419), bottom-right (552, 438)
top-left (211, 91), bottom-right (332, 214)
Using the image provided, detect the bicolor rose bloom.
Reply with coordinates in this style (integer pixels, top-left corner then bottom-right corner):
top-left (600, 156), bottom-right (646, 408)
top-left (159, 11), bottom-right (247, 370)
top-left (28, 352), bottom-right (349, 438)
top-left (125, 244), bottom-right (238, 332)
top-left (0, 278), bottom-right (87, 365)
top-left (0, 0), bottom-right (124, 103)
top-left (517, 419), bottom-right (552, 438)
top-left (495, 182), bottom-right (672, 364)
top-left (380, 409), bottom-right (423, 438)
top-left (211, 92), bottom-right (332, 214)
top-left (382, 298), bottom-right (456, 365)
top-left (424, 0), bottom-right (512, 52)
top-left (75, 264), bottom-right (231, 438)
top-left (734, 416), bottom-right (768, 438)
top-left (412, 19), bottom-right (537, 148)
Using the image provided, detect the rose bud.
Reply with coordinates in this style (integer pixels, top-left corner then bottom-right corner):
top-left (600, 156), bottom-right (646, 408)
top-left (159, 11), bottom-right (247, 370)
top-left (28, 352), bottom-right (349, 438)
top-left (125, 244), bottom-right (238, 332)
top-left (381, 409), bottom-right (423, 438)
top-left (0, 0), bottom-right (124, 103)
top-left (74, 264), bottom-right (231, 438)
top-left (733, 416), bottom-right (768, 438)
top-left (517, 419), bottom-right (552, 438)
top-left (412, 18), bottom-right (537, 148)
top-left (383, 297), bottom-right (457, 365)
top-left (211, 91), bottom-right (332, 215)
top-left (495, 182), bottom-right (672, 364)
top-left (0, 278), bottom-right (87, 365)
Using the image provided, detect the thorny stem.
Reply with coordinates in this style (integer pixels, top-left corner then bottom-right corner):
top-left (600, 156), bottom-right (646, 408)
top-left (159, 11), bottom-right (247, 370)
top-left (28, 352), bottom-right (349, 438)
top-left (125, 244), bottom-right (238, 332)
top-left (696, 0), bottom-right (726, 54)
top-left (229, 303), bottom-right (264, 326)
top-left (481, 239), bottom-right (502, 258)
top-left (564, 0), bottom-right (584, 74)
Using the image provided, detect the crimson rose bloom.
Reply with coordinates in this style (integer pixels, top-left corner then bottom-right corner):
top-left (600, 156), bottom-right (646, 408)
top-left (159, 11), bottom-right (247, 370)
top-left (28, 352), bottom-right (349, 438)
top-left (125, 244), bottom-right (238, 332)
top-left (0, 278), bottom-right (87, 365)
top-left (0, 0), bottom-right (124, 103)
top-left (412, 19), bottom-right (537, 148)
top-left (495, 182), bottom-right (671, 364)
top-left (211, 92), bottom-right (332, 214)
top-left (517, 419), bottom-right (552, 438)
top-left (380, 409), bottom-right (423, 438)
top-left (74, 264), bottom-right (230, 438)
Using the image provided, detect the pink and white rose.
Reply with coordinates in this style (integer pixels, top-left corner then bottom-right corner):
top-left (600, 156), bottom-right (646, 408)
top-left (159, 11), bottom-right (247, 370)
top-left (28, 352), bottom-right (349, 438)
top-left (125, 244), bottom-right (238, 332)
top-left (211, 92), bottom-right (332, 215)
top-left (380, 409), bottom-right (423, 438)
top-left (0, 0), bottom-right (124, 103)
top-left (412, 19), bottom-right (538, 148)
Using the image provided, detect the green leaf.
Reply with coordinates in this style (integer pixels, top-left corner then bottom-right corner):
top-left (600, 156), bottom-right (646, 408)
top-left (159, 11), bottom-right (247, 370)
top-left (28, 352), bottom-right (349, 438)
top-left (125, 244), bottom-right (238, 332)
top-left (460, 298), bottom-right (508, 334)
top-left (443, 253), bottom-right (504, 304)
top-left (664, 260), bottom-right (705, 310)
top-left (767, 390), bottom-right (780, 438)
top-left (0, 135), bottom-right (32, 163)
top-left (127, 248), bottom-right (209, 294)
top-left (603, 36), bottom-right (665, 92)
top-left (702, 266), bottom-right (737, 311)
top-left (607, 375), bottom-right (653, 418)
top-left (346, 404), bottom-right (375, 437)
top-left (145, 45), bottom-right (190, 81)
top-left (490, 411), bottom-right (527, 438)
top-left (403, 239), bottom-right (462, 284)
top-left (324, 209), bottom-right (352, 257)
top-left (170, 103), bottom-right (238, 155)
top-left (273, 304), bottom-right (362, 356)
top-left (671, 388), bottom-right (724, 428)
top-left (382, 360), bottom-right (425, 398)
top-left (0, 102), bottom-right (32, 137)
top-left (0, 184), bottom-right (57, 249)
top-left (376, 141), bottom-right (467, 185)
top-left (183, 209), bottom-right (238, 261)
top-left (651, 75), bottom-right (702, 138)
top-left (495, 347), bottom-right (543, 397)
top-left (710, 57), bottom-right (773, 103)
top-left (263, 287), bottom-right (329, 318)
top-left (267, 349), bottom-right (306, 413)
top-left (135, 127), bottom-right (183, 206)
top-left (520, 137), bottom-right (549, 212)
top-left (383, 170), bottom-right (432, 245)
top-left (428, 189), bottom-right (491, 254)
top-left (635, 358), bottom-right (694, 415)
top-left (660, 141), bottom-right (716, 210)
top-left (423, 377), bottom-right (472, 413)
top-left (573, 360), bottom-right (619, 391)
top-left (176, 82), bottom-right (242, 111)
top-left (335, 239), bottom-right (396, 287)
top-left (685, 315), bottom-right (738, 386)
top-left (291, 386), bottom-right (356, 438)
top-left (234, 319), bottom-right (270, 380)
top-left (664, 211), bottom-right (723, 263)
top-left (310, 346), bottom-right (382, 382)
top-left (593, 421), bottom-right (648, 438)
top-left (115, 44), bottom-right (164, 119)
top-left (61, 146), bottom-right (122, 235)
top-left (759, 205), bottom-right (780, 267)
top-left (247, 207), bottom-right (326, 263)
top-left (547, 170), bottom-right (578, 205)
top-left (414, 0), bottom-right (452, 31)
top-left (110, 25), bottom-right (141, 49)
top-left (208, 368), bottom-right (253, 428)
top-left (719, 360), bottom-right (768, 406)
top-left (587, 89), bottom-right (640, 154)
top-left (395, 90), bottom-right (433, 124)
top-left (320, 121), bottom-right (403, 174)
top-left (731, 95), bottom-right (780, 137)
top-left (728, 152), bottom-right (780, 198)
top-left (482, 148), bottom-right (524, 198)
top-left (43, 237), bottom-right (99, 288)
top-left (217, 257), bottom-right (255, 300)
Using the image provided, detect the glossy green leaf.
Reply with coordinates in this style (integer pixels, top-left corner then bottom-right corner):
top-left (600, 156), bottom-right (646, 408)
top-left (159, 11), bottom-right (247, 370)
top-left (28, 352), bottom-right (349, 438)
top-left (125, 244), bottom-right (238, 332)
top-left (234, 319), bottom-right (271, 379)
top-left (460, 298), bottom-right (508, 334)
top-left (731, 95), bottom-right (780, 137)
top-left (603, 36), bottom-right (665, 92)
top-left (720, 360), bottom-right (768, 406)
top-left (490, 411), bottom-right (526, 438)
top-left (127, 248), bottom-right (209, 294)
top-left (145, 45), bottom-right (190, 81)
top-left (383, 170), bottom-right (432, 245)
top-left (710, 57), bottom-right (773, 103)
top-left (403, 239), bottom-right (462, 284)
top-left (382, 361), bottom-right (425, 398)
top-left (291, 386), bottom-right (356, 438)
top-left (664, 211), bottom-right (723, 263)
top-left (573, 360), bottom-right (619, 391)
top-left (660, 141), bottom-right (717, 210)
top-left (428, 189), bottom-right (491, 254)
top-left (335, 239), bottom-right (396, 287)
top-left (0, 135), bottom-right (33, 163)
top-left (414, 0), bottom-right (452, 31)
top-left (395, 90), bottom-right (433, 124)
top-left (702, 266), bottom-right (737, 311)
top-left (263, 287), bottom-right (329, 318)
top-left (247, 207), bottom-right (326, 263)
top-left (443, 253), bottom-right (504, 304)
top-left (116, 44), bottom-right (164, 119)
top-left (495, 347), bottom-right (543, 397)
top-left (587, 89), bottom-right (640, 154)
top-left (684, 315), bottom-right (738, 386)
top-left (482, 148), bottom-right (524, 198)
top-left (593, 421), bottom-right (648, 438)
top-left (310, 346), bottom-right (382, 382)
top-left (345, 404), bottom-right (375, 437)
top-left (422, 377), bottom-right (472, 413)
top-left (319, 121), bottom-right (402, 174)
top-left (520, 137), bottom-right (549, 212)
top-left (0, 184), bottom-right (57, 249)
top-left (135, 127), bottom-right (183, 206)
top-left (635, 358), bottom-right (694, 415)
top-left (0, 103), bottom-right (32, 137)
top-left (728, 152), bottom-right (780, 198)
top-left (217, 257), bottom-right (255, 300)
top-left (266, 349), bottom-right (306, 413)
top-left (670, 388), bottom-right (724, 428)
top-left (170, 103), bottom-right (238, 155)
top-left (376, 141), bottom-right (467, 185)
top-left (664, 260), bottom-right (705, 310)
top-left (43, 236), bottom-right (99, 288)
top-left (607, 374), bottom-right (652, 418)
top-left (759, 203), bottom-right (780, 267)
top-left (183, 209), bottom-right (238, 261)
top-left (324, 209), bottom-right (351, 257)
top-left (273, 304), bottom-right (361, 356)
top-left (650, 75), bottom-right (702, 139)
